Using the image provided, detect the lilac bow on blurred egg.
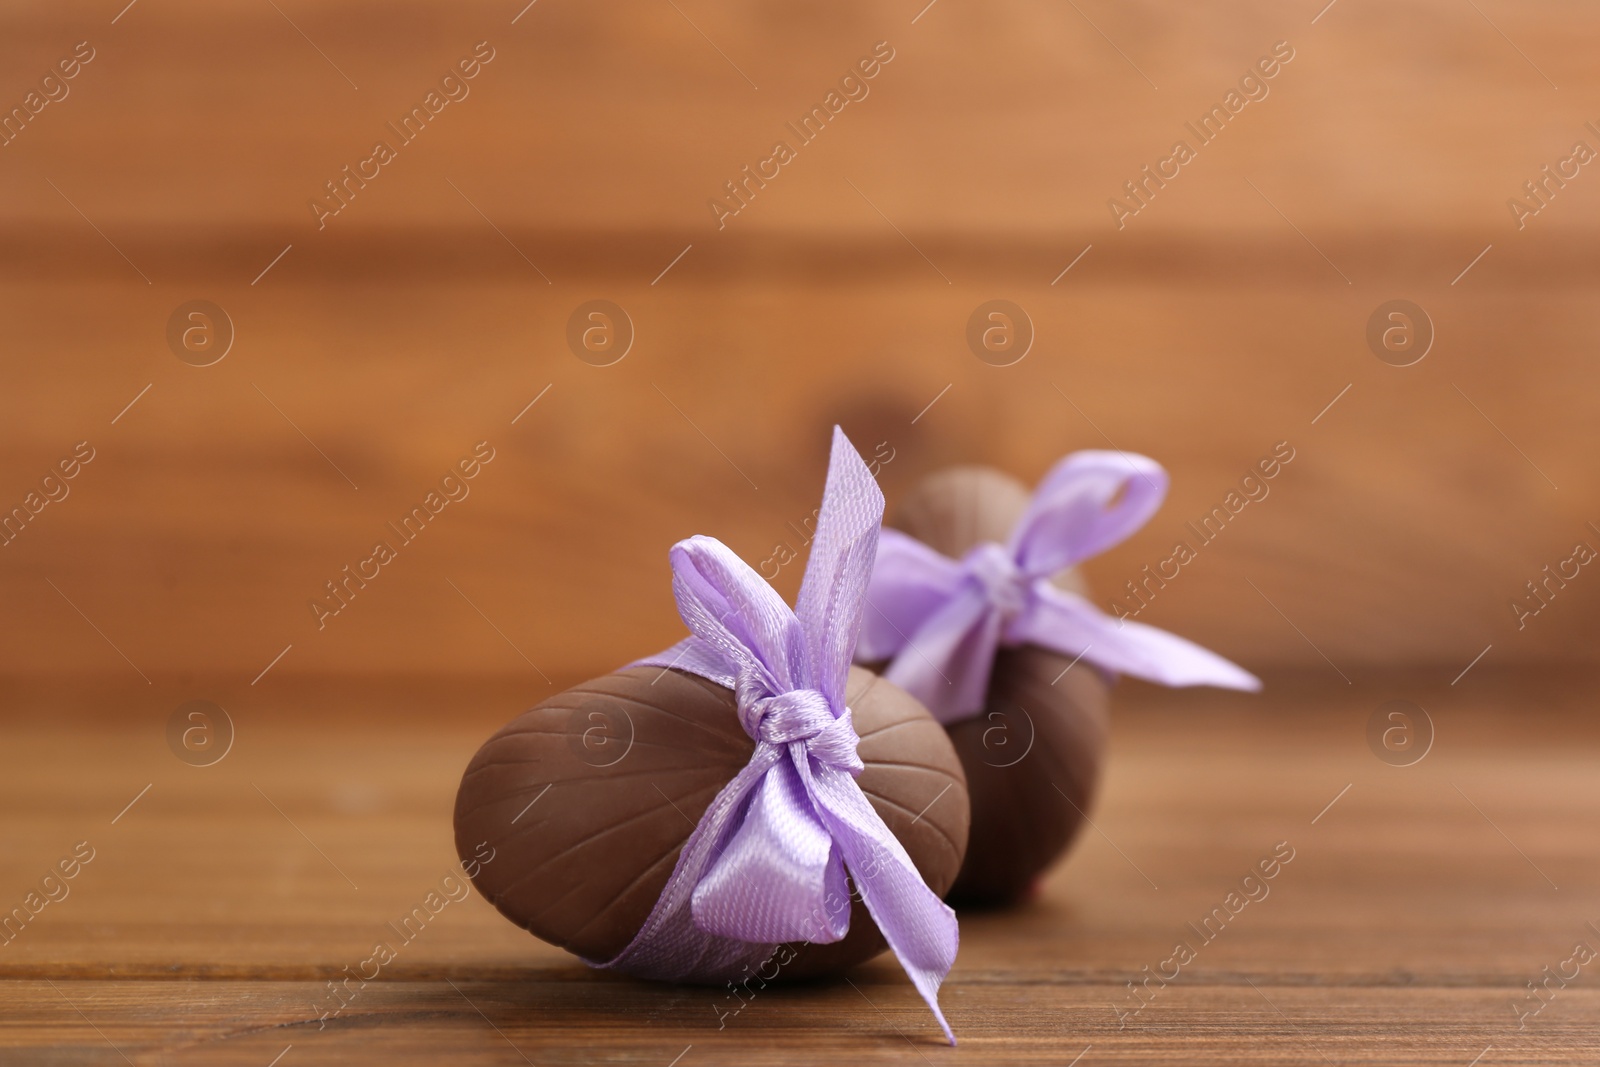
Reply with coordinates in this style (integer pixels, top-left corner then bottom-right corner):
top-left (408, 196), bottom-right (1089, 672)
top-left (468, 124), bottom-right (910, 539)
top-left (857, 450), bottom-right (1260, 723)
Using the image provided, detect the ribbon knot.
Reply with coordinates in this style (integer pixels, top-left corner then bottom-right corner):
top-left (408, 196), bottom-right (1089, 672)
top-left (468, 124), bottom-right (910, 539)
top-left (964, 541), bottom-right (1029, 619)
top-left (742, 690), bottom-right (865, 774)
top-left (857, 450), bottom-right (1262, 723)
top-left (603, 427), bottom-right (960, 1045)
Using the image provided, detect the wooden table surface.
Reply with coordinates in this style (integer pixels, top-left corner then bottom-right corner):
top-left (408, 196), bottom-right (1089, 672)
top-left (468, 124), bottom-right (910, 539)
top-left (5, 2), bottom-right (1600, 1064)
top-left (5, 668), bottom-right (1597, 1065)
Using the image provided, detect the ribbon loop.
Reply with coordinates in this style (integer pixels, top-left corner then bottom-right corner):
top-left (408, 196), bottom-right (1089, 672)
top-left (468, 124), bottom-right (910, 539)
top-left (861, 450), bottom-right (1260, 722)
top-left (1010, 450), bottom-right (1169, 577)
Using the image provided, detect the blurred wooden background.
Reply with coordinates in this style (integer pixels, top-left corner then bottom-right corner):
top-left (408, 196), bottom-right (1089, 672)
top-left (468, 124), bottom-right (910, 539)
top-left (1, 0), bottom-right (1598, 689)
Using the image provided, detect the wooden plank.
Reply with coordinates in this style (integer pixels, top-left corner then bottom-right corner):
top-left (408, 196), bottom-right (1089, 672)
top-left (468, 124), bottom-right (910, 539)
top-left (0, 1), bottom-right (1596, 236)
top-left (1, 268), bottom-right (1597, 681)
top-left (0, 0), bottom-right (1596, 678)
top-left (6, 980), bottom-right (1599, 1065)
top-left (2, 673), bottom-right (1599, 1062)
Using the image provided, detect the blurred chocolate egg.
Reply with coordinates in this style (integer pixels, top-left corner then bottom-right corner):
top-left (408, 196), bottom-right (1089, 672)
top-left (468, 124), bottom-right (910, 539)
top-left (453, 665), bottom-right (968, 980)
top-left (888, 466), bottom-right (1111, 906)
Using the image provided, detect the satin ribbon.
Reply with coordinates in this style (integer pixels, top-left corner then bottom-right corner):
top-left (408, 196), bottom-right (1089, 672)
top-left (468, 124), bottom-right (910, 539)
top-left (601, 427), bottom-right (960, 1045)
top-left (857, 450), bottom-right (1260, 723)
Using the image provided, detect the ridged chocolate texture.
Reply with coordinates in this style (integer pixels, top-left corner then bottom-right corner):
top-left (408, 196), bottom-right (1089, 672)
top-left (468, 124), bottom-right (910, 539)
top-left (887, 466), bottom-right (1111, 906)
top-left (453, 664), bottom-right (968, 980)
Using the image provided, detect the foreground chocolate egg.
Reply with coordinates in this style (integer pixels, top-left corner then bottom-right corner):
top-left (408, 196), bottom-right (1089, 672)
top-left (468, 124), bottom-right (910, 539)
top-left (453, 665), bottom-right (968, 979)
top-left (887, 466), bottom-right (1111, 906)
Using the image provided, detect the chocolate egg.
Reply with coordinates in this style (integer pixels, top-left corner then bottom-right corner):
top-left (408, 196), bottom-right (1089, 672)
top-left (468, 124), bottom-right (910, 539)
top-left (887, 466), bottom-right (1111, 906)
top-left (453, 664), bottom-right (968, 980)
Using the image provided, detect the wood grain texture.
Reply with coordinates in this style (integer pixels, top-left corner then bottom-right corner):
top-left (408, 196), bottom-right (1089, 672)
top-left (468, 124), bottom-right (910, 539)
top-left (3, 671), bottom-right (1599, 1063)
top-left (0, 2), bottom-right (1594, 685)
top-left (2, 2), bottom-right (1599, 1058)
top-left (1, 0), bottom-right (1597, 235)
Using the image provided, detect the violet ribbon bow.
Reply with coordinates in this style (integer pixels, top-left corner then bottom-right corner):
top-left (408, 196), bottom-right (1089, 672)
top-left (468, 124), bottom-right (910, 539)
top-left (857, 450), bottom-right (1261, 723)
top-left (603, 427), bottom-right (960, 1045)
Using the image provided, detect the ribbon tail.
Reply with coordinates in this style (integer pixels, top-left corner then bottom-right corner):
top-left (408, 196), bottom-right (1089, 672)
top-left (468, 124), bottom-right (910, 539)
top-left (810, 766), bottom-right (960, 1045)
top-left (793, 426), bottom-right (885, 707)
top-left (1012, 586), bottom-right (1261, 691)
